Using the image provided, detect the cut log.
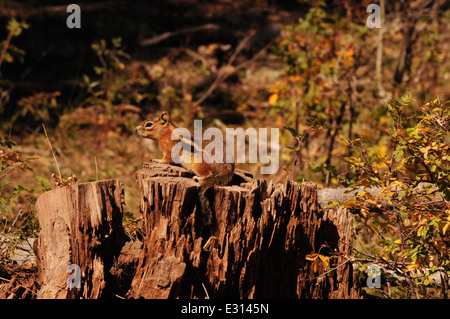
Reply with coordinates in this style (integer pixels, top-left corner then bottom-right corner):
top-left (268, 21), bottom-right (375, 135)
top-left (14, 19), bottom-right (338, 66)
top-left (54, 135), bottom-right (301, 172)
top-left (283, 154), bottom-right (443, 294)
top-left (34, 179), bottom-right (125, 299)
top-left (127, 163), bottom-right (361, 299)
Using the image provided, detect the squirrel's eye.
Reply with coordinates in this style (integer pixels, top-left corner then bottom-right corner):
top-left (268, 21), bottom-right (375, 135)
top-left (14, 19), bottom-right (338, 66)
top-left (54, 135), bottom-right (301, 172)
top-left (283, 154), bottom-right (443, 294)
top-left (145, 121), bottom-right (153, 128)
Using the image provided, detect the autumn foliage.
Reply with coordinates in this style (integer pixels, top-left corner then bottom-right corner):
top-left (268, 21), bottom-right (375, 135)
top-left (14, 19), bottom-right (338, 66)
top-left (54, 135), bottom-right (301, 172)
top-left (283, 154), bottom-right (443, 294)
top-left (0, 0), bottom-right (449, 298)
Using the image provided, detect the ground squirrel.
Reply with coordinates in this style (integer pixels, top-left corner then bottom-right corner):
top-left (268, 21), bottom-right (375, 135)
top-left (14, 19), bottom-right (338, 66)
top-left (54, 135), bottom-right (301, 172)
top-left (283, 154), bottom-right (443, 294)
top-left (135, 111), bottom-right (234, 226)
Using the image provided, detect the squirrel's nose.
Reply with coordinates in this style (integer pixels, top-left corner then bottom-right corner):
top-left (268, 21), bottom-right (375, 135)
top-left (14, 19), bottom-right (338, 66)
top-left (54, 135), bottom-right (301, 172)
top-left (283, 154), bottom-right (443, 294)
top-left (135, 125), bottom-right (142, 132)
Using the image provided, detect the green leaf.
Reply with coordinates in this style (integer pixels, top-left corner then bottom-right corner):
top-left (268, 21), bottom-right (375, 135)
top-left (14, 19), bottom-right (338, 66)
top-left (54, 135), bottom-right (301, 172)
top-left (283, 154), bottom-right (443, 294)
top-left (112, 37), bottom-right (123, 48)
top-left (283, 125), bottom-right (303, 139)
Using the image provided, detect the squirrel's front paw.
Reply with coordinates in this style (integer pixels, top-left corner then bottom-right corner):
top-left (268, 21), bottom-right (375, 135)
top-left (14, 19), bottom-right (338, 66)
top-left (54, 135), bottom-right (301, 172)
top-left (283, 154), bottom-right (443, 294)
top-left (150, 159), bottom-right (168, 163)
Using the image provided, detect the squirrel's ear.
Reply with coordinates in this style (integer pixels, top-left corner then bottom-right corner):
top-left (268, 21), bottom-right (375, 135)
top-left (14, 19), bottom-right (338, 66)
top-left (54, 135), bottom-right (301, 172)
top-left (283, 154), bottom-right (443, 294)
top-left (160, 111), bottom-right (169, 124)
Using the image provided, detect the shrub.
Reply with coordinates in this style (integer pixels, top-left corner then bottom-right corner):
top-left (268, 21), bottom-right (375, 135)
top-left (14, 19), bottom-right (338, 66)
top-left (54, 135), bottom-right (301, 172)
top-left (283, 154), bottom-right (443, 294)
top-left (342, 94), bottom-right (449, 298)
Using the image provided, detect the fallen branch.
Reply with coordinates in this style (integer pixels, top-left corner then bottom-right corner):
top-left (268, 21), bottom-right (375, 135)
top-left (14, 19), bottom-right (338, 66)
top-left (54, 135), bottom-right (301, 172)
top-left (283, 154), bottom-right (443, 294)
top-left (139, 23), bottom-right (220, 47)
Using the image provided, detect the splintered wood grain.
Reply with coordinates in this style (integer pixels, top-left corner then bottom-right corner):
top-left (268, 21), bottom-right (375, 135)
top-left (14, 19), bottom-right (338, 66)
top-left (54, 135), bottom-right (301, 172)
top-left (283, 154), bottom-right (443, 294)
top-left (128, 163), bottom-right (361, 299)
top-left (35, 179), bottom-right (125, 299)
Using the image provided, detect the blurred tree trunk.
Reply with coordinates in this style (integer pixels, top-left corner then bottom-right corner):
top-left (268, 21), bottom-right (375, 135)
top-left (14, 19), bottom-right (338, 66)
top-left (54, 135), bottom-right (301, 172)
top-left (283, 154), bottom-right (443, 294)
top-left (393, 0), bottom-right (446, 86)
top-left (376, 0), bottom-right (386, 98)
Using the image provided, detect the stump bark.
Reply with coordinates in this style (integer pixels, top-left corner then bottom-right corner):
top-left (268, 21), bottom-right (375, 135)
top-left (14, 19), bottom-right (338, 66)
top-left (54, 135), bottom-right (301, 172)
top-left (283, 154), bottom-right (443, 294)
top-left (34, 179), bottom-right (125, 299)
top-left (127, 163), bottom-right (361, 299)
top-left (33, 164), bottom-right (361, 299)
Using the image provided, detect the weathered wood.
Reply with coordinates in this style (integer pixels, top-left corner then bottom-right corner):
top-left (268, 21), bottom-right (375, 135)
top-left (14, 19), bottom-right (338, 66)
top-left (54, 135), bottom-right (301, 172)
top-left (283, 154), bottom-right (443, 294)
top-left (31, 164), bottom-right (361, 299)
top-left (35, 179), bottom-right (125, 299)
top-left (127, 162), bottom-right (361, 299)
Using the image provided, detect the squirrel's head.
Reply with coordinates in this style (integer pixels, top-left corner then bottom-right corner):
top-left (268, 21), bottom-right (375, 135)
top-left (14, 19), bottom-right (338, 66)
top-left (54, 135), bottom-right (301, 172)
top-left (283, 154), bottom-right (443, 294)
top-left (135, 111), bottom-right (173, 140)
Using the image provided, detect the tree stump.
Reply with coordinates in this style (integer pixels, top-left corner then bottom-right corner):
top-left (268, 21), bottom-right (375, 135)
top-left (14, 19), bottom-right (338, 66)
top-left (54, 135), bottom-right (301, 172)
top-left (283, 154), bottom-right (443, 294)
top-left (127, 163), bottom-right (361, 299)
top-left (34, 179), bottom-right (125, 299)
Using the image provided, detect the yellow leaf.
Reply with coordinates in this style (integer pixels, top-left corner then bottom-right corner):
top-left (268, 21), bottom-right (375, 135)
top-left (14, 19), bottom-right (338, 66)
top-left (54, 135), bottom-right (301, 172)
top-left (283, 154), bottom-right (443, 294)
top-left (268, 93), bottom-right (278, 105)
top-left (404, 218), bottom-right (411, 227)
top-left (312, 259), bottom-right (320, 273)
top-left (406, 263), bottom-right (420, 272)
top-left (377, 144), bottom-right (388, 157)
top-left (394, 239), bottom-right (402, 244)
top-left (443, 222), bottom-right (450, 235)
top-left (318, 254), bottom-right (329, 267)
top-left (288, 75), bottom-right (302, 82)
top-left (305, 253), bottom-right (318, 261)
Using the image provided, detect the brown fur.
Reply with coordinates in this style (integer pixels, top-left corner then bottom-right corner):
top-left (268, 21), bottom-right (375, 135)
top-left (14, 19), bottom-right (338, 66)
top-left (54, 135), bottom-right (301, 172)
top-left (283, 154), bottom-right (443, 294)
top-left (135, 111), bottom-right (234, 226)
